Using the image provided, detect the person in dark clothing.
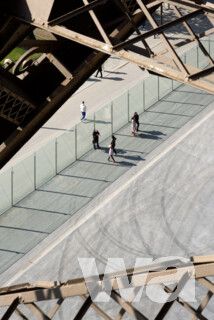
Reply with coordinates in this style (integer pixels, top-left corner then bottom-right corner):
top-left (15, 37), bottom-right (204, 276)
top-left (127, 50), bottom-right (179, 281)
top-left (134, 112), bottom-right (140, 132)
top-left (111, 135), bottom-right (117, 155)
top-left (92, 130), bottom-right (100, 149)
top-left (95, 65), bottom-right (103, 78)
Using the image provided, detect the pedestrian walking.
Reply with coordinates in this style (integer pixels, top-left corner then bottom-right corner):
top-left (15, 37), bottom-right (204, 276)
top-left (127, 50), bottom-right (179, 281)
top-left (131, 116), bottom-right (136, 136)
top-left (134, 112), bottom-right (139, 131)
top-left (80, 101), bottom-right (86, 120)
top-left (111, 135), bottom-right (117, 155)
top-left (92, 129), bottom-right (100, 149)
top-left (107, 143), bottom-right (116, 163)
top-left (95, 65), bottom-right (103, 78)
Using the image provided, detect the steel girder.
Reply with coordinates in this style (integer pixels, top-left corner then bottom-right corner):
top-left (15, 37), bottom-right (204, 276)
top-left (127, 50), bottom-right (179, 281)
top-left (0, 255), bottom-right (214, 319)
top-left (0, 0), bottom-right (214, 168)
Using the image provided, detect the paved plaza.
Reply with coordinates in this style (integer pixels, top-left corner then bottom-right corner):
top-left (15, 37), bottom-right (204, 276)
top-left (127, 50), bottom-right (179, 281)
top-left (1, 11), bottom-right (214, 317)
top-left (0, 82), bottom-right (214, 318)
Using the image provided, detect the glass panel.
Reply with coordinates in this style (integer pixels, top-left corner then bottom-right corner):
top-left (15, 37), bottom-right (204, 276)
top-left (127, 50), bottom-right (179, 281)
top-left (35, 140), bottom-right (56, 188)
top-left (172, 80), bottom-right (182, 90)
top-left (94, 103), bottom-right (111, 143)
top-left (209, 35), bottom-right (214, 60)
top-left (76, 115), bottom-right (95, 158)
top-left (185, 46), bottom-right (198, 68)
top-left (144, 75), bottom-right (158, 110)
top-left (112, 91), bottom-right (128, 132)
top-left (13, 155), bottom-right (34, 204)
top-left (198, 40), bottom-right (210, 69)
top-left (201, 38), bottom-right (209, 52)
top-left (129, 81), bottom-right (144, 118)
top-left (57, 129), bottom-right (76, 173)
top-left (159, 77), bottom-right (172, 99)
top-left (0, 169), bottom-right (12, 215)
top-left (180, 52), bottom-right (186, 64)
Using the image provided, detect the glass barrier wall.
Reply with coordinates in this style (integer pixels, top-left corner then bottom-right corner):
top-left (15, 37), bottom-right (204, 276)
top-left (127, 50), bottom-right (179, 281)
top-left (76, 115), bottom-right (95, 159)
top-left (144, 74), bottom-right (158, 109)
top-left (129, 82), bottom-right (144, 118)
top-left (35, 140), bottom-right (56, 188)
top-left (0, 37), bottom-right (211, 214)
top-left (159, 77), bottom-right (173, 100)
top-left (56, 130), bottom-right (76, 173)
top-left (210, 34), bottom-right (214, 60)
top-left (173, 79), bottom-right (181, 90)
top-left (0, 169), bottom-right (12, 215)
top-left (95, 102), bottom-right (112, 143)
top-left (198, 40), bottom-right (210, 69)
top-left (13, 155), bottom-right (35, 204)
top-left (112, 92), bottom-right (128, 133)
top-left (186, 46), bottom-right (198, 68)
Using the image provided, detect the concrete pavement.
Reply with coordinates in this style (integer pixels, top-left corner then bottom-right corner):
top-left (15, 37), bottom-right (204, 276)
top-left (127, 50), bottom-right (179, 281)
top-left (0, 84), bottom-right (213, 279)
top-left (0, 84), bottom-right (214, 319)
top-left (1, 8), bottom-right (214, 319)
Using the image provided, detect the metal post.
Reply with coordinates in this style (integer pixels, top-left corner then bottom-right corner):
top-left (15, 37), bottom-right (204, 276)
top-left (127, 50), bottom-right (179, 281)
top-left (55, 139), bottom-right (58, 174)
top-left (34, 153), bottom-right (36, 190)
top-left (143, 80), bottom-right (145, 112)
top-left (158, 76), bottom-right (160, 101)
top-left (11, 168), bottom-right (13, 206)
top-left (197, 46), bottom-right (199, 69)
top-left (209, 36), bottom-right (210, 55)
top-left (127, 91), bottom-right (130, 123)
top-left (94, 113), bottom-right (96, 131)
top-left (75, 125), bottom-right (77, 160)
top-left (111, 101), bottom-right (113, 134)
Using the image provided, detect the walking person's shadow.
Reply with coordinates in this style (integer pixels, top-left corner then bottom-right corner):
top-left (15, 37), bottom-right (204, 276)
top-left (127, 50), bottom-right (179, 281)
top-left (102, 147), bottom-right (144, 166)
top-left (137, 130), bottom-right (164, 140)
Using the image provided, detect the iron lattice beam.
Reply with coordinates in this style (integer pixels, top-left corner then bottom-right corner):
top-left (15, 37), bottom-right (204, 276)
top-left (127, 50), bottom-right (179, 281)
top-left (0, 85), bottom-right (36, 126)
top-left (0, 0), bottom-right (214, 168)
top-left (0, 256), bottom-right (214, 319)
top-left (30, 0), bottom-right (214, 90)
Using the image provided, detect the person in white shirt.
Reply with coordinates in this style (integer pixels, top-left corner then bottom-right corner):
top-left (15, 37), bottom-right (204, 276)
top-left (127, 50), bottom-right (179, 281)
top-left (131, 116), bottom-right (136, 136)
top-left (80, 101), bottom-right (86, 120)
